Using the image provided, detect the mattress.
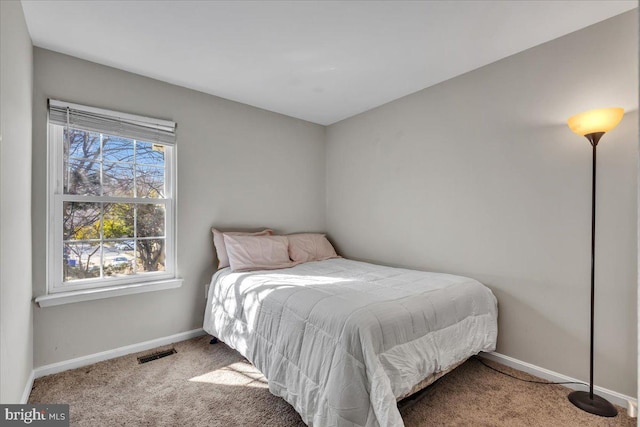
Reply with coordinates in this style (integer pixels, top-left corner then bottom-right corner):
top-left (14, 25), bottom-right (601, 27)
top-left (203, 258), bottom-right (497, 426)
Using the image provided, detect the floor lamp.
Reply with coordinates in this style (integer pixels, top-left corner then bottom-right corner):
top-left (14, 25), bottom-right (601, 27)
top-left (566, 107), bottom-right (624, 417)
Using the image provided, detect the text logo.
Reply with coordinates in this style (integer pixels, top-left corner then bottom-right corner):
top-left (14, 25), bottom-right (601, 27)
top-left (0, 405), bottom-right (69, 426)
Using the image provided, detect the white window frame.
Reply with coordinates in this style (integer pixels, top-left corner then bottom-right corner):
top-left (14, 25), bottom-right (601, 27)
top-left (37, 101), bottom-right (180, 306)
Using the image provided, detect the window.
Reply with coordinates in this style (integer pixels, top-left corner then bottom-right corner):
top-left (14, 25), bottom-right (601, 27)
top-left (44, 100), bottom-right (178, 297)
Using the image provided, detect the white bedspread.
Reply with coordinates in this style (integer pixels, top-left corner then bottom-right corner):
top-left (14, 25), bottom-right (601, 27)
top-left (203, 258), bottom-right (497, 426)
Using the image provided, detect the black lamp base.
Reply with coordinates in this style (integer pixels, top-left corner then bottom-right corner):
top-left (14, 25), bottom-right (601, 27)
top-left (568, 391), bottom-right (618, 417)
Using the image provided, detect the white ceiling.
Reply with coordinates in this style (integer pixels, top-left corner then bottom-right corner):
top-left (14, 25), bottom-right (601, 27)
top-left (21, 1), bottom-right (637, 125)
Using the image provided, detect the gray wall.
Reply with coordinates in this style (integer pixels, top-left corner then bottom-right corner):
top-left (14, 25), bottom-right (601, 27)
top-left (326, 12), bottom-right (638, 397)
top-left (1, 0), bottom-right (34, 403)
top-left (32, 48), bottom-right (326, 366)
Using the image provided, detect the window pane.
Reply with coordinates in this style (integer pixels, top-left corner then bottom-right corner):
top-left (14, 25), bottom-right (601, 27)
top-left (64, 242), bottom-right (101, 281)
top-left (103, 203), bottom-right (134, 239)
top-left (103, 242), bottom-right (134, 278)
top-left (63, 202), bottom-right (101, 240)
top-left (66, 128), bottom-right (101, 160)
top-left (102, 136), bottom-right (134, 162)
top-left (136, 165), bottom-right (165, 198)
top-left (137, 204), bottom-right (165, 238)
top-left (136, 141), bottom-right (165, 165)
top-left (136, 239), bottom-right (165, 273)
top-left (64, 158), bottom-right (101, 195)
top-left (103, 161), bottom-right (134, 197)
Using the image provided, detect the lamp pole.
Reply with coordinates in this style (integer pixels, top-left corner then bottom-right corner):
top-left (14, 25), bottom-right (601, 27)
top-left (567, 131), bottom-right (617, 417)
top-left (587, 132), bottom-right (602, 400)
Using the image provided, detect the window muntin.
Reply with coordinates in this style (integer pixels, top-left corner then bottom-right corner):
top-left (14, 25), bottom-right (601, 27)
top-left (48, 105), bottom-right (176, 293)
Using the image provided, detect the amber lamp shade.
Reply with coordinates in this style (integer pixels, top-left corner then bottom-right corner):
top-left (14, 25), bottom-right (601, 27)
top-left (567, 107), bottom-right (624, 137)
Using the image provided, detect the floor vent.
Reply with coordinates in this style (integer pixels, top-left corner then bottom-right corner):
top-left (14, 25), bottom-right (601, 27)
top-left (137, 348), bottom-right (177, 364)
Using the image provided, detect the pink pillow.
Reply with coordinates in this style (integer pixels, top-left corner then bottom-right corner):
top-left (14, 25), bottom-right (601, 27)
top-left (223, 234), bottom-right (297, 272)
top-left (211, 228), bottom-right (273, 269)
top-left (287, 233), bottom-right (339, 263)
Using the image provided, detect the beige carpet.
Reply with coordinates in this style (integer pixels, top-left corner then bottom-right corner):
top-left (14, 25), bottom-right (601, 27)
top-left (29, 335), bottom-right (634, 426)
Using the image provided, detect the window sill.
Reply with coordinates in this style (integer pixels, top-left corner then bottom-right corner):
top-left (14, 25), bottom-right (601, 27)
top-left (34, 278), bottom-right (183, 307)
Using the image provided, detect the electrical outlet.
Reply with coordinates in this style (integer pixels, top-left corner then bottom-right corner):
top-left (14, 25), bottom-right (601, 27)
top-left (628, 400), bottom-right (637, 418)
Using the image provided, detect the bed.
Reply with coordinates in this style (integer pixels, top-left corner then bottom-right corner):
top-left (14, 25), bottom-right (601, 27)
top-left (203, 258), bottom-right (497, 426)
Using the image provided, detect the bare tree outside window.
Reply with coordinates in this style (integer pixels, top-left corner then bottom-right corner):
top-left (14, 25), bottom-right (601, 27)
top-left (62, 128), bottom-right (166, 282)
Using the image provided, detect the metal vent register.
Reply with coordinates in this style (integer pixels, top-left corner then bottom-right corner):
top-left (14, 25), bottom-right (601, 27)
top-left (137, 348), bottom-right (177, 364)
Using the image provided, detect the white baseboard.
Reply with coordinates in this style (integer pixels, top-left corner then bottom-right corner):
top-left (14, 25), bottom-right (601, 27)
top-left (20, 370), bottom-right (35, 404)
top-left (33, 328), bottom-right (206, 379)
top-left (480, 351), bottom-right (637, 411)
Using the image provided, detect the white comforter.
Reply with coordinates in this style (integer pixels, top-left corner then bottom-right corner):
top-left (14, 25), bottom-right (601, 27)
top-left (203, 258), bottom-right (497, 426)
